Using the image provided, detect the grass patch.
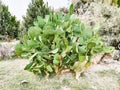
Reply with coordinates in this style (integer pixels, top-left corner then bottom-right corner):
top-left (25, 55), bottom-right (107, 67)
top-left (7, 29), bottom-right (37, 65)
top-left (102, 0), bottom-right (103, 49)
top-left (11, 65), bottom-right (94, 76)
top-left (97, 69), bottom-right (119, 77)
top-left (0, 59), bottom-right (90, 90)
top-left (0, 59), bottom-right (120, 90)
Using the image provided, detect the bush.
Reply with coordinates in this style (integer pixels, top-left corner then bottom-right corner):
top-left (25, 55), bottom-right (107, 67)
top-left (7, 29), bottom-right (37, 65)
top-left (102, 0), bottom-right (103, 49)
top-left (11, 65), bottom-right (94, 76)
top-left (15, 9), bottom-right (114, 77)
top-left (21, 0), bottom-right (51, 36)
top-left (0, 1), bottom-right (20, 39)
top-left (72, 0), bottom-right (120, 8)
top-left (73, 1), bottom-right (120, 49)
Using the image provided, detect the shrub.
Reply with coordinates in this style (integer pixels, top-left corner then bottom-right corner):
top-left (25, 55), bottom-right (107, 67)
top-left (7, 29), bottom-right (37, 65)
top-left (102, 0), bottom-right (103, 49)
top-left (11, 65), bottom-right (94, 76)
top-left (21, 0), bottom-right (51, 36)
top-left (73, 1), bottom-right (120, 49)
top-left (0, 1), bottom-right (20, 39)
top-left (72, 0), bottom-right (120, 8)
top-left (15, 9), bottom-right (114, 77)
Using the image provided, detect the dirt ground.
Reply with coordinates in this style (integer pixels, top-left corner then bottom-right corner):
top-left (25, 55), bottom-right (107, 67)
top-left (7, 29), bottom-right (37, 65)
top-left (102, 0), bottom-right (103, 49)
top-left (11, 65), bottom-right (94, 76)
top-left (0, 59), bottom-right (120, 90)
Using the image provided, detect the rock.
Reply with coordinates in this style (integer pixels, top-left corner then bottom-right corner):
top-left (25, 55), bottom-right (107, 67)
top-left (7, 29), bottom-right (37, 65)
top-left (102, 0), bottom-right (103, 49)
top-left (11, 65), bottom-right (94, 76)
top-left (100, 50), bottom-right (120, 64)
top-left (20, 80), bottom-right (29, 85)
top-left (101, 59), bottom-right (118, 64)
top-left (0, 40), bottom-right (20, 60)
top-left (91, 53), bottom-right (104, 64)
top-left (111, 50), bottom-right (120, 61)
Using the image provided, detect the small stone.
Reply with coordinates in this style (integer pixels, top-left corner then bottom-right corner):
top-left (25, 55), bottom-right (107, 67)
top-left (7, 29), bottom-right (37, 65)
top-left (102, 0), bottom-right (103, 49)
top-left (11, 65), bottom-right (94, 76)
top-left (20, 80), bottom-right (29, 85)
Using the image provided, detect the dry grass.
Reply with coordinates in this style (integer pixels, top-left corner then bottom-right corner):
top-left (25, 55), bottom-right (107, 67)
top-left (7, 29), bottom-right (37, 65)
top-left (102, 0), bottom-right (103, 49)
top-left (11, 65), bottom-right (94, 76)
top-left (0, 59), bottom-right (120, 90)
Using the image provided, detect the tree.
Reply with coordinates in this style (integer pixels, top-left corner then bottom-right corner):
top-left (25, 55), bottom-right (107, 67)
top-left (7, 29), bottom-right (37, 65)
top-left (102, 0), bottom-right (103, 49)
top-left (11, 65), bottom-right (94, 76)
top-left (21, 0), bottom-right (51, 35)
top-left (0, 1), bottom-right (20, 39)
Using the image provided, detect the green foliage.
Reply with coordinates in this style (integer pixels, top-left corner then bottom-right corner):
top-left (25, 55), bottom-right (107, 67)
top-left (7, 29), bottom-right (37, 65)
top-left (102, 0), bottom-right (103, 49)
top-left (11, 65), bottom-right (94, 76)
top-left (69, 4), bottom-right (74, 15)
top-left (15, 12), bottom-right (114, 76)
top-left (73, 0), bottom-right (120, 7)
top-left (21, 0), bottom-right (51, 36)
top-left (0, 1), bottom-right (20, 38)
top-left (112, 0), bottom-right (120, 6)
top-left (117, 0), bottom-right (120, 7)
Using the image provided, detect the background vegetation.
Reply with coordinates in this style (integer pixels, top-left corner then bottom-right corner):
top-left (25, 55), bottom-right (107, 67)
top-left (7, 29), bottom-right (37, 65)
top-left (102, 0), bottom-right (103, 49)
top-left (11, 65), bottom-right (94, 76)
top-left (0, 1), bottom-right (20, 39)
top-left (21, 0), bottom-right (51, 36)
